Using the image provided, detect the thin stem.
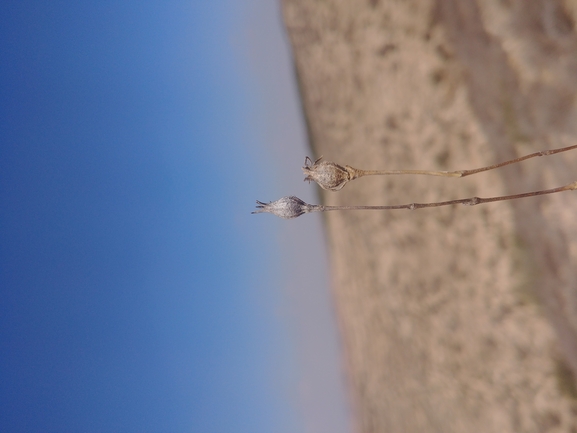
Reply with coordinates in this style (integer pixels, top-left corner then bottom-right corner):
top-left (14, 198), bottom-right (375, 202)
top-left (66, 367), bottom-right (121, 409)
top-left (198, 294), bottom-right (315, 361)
top-left (357, 168), bottom-right (462, 178)
top-left (253, 181), bottom-right (577, 218)
top-left (314, 181), bottom-right (577, 213)
top-left (353, 143), bottom-right (577, 179)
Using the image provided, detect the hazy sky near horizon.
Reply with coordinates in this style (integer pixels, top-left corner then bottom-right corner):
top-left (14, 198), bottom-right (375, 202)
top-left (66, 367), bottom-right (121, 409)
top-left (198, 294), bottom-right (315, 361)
top-left (1, 1), bottom-right (351, 432)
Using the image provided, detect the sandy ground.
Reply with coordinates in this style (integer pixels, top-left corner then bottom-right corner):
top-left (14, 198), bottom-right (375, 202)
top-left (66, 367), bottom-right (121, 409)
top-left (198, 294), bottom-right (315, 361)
top-left (282, 1), bottom-right (577, 431)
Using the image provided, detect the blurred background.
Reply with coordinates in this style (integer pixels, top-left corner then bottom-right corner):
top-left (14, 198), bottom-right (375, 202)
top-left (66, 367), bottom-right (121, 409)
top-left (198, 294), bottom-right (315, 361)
top-left (281, 1), bottom-right (577, 432)
top-left (0, 1), bottom-right (352, 432)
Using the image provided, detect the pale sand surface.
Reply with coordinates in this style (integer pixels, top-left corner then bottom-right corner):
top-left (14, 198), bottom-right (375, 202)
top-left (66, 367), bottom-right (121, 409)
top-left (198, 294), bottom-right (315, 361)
top-left (283, 1), bottom-right (577, 431)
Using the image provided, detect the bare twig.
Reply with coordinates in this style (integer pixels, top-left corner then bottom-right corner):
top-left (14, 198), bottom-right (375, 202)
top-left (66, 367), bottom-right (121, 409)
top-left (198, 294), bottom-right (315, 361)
top-left (302, 143), bottom-right (577, 191)
top-left (252, 181), bottom-right (577, 219)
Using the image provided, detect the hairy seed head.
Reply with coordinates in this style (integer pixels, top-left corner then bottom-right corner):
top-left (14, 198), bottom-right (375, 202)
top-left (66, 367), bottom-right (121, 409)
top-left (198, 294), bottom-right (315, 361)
top-left (302, 156), bottom-right (352, 191)
top-left (252, 196), bottom-right (312, 219)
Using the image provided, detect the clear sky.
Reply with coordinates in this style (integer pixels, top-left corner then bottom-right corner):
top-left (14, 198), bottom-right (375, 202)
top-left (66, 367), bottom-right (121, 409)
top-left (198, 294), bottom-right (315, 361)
top-left (0, 1), bottom-right (351, 432)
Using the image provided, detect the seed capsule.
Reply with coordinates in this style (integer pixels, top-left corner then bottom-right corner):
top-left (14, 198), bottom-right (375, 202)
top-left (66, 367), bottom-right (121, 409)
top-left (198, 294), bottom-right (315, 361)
top-left (302, 156), bottom-right (354, 191)
top-left (251, 196), bottom-right (313, 219)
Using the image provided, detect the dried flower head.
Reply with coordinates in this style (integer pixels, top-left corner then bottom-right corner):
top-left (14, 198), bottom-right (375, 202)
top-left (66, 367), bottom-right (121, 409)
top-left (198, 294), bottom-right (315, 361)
top-left (302, 156), bottom-right (355, 191)
top-left (252, 180), bottom-right (577, 219)
top-left (302, 144), bottom-right (577, 190)
top-left (251, 196), bottom-right (316, 219)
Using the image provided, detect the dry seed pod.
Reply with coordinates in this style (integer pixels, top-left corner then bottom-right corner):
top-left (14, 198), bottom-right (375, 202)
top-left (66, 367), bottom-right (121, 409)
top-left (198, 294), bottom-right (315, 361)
top-left (253, 181), bottom-right (577, 219)
top-left (252, 196), bottom-right (316, 219)
top-left (302, 156), bottom-right (356, 191)
top-left (302, 143), bottom-right (577, 191)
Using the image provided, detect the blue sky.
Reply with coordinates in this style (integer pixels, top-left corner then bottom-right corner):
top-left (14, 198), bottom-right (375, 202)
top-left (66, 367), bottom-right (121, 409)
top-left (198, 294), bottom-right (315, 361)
top-left (0, 1), bottom-right (351, 432)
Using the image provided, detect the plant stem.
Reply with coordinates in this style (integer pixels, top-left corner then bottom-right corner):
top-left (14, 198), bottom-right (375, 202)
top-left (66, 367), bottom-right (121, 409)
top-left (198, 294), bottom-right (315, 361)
top-left (312, 181), bottom-right (577, 213)
top-left (353, 143), bottom-right (577, 179)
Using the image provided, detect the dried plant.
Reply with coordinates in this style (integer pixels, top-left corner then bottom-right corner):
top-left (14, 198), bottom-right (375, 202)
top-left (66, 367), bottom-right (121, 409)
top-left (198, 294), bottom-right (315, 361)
top-left (253, 196), bottom-right (314, 219)
top-left (303, 144), bottom-right (577, 191)
top-left (252, 181), bottom-right (577, 219)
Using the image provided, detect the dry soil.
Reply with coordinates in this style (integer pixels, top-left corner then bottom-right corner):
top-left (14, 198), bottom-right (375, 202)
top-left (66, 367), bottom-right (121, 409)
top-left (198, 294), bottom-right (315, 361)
top-left (283, 1), bottom-right (577, 432)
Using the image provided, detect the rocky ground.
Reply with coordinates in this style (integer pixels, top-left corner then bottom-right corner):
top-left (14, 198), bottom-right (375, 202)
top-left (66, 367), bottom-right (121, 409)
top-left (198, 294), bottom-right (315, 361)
top-left (282, 1), bottom-right (577, 432)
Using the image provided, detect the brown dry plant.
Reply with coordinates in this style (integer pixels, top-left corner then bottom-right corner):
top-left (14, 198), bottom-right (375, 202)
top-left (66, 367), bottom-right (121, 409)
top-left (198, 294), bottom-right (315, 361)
top-left (303, 144), bottom-right (577, 191)
top-left (253, 181), bottom-right (577, 219)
